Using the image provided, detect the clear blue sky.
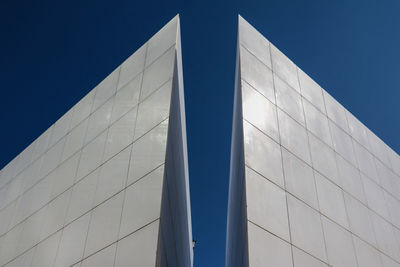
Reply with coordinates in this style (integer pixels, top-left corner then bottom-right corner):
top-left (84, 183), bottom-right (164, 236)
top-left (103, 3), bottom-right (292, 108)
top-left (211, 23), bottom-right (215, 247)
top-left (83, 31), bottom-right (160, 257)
top-left (1, 0), bottom-right (399, 266)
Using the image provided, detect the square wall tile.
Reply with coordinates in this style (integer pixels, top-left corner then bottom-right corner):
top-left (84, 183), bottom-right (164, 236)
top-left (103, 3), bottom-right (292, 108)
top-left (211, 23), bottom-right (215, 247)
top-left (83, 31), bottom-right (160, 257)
top-left (119, 166), bottom-right (163, 238)
top-left (287, 195), bottom-right (327, 261)
top-left (54, 213), bottom-right (91, 267)
top-left (315, 172), bottom-right (349, 229)
top-left (321, 216), bottom-right (358, 267)
top-left (31, 231), bottom-right (62, 267)
top-left (141, 47), bottom-right (175, 101)
top-left (282, 149), bottom-right (318, 209)
top-left (298, 68), bottom-right (325, 112)
top-left (118, 44), bottom-right (146, 90)
top-left (84, 191), bottom-right (124, 257)
top-left (70, 91), bottom-right (95, 130)
top-left (278, 109), bottom-right (311, 165)
top-left (274, 74), bottom-right (305, 126)
top-left (85, 98), bottom-right (113, 145)
top-left (240, 47), bottom-right (275, 104)
top-left (336, 154), bottom-right (366, 204)
top-left (80, 243), bottom-right (117, 267)
top-left (353, 235), bottom-right (383, 267)
top-left (308, 134), bottom-right (339, 186)
top-left (238, 16), bottom-right (271, 68)
top-left (111, 74), bottom-right (141, 124)
top-left (303, 99), bottom-right (332, 147)
top-left (247, 222), bottom-right (293, 267)
top-left (329, 121), bottom-right (357, 166)
top-left (292, 244), bottom-right (328, 267)
top-left (323, 91), bottom-right (349, 133)
top-left (270, 44), bottom-right (300, 93)
top-left (134, 80), bottom-right (172, 140)
top-left (245, 167), bottom-right (290, 242)
top-left (114, 220), bottom-right (159, 267)
top-left (145, 17), bottom-right (177, 67)
top-left (242, 82), bottom-right (279, 142)
top-left (343, 192), bottom-right (377, 247)
top-left (92, 68), bottom-right (119, 112)
top-left (65, 169), bottom-right (99, 225)
top-left (128, 119), bottom-right (168, 185)
top-left (103, 107), bottom-right (136, 162)
top-left (243, 121), bottom-right (284, 187)
top-left (76, 130), bottom-right (107, 181)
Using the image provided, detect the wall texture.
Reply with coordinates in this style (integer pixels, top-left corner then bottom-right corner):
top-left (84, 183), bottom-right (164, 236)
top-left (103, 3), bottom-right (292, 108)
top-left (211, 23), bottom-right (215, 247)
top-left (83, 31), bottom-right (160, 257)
top-left (0, 15), bottom-right (193, 267)
top-left (227, 15), bottom-right (400, 267)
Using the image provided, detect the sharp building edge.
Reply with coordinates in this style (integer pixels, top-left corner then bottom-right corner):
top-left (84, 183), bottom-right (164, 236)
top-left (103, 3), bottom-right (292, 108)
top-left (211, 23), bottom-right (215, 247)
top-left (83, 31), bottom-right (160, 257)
top-left (226, 15), bottom-right (400, 267)
top-left (0, 14), bottom-right (193, 267)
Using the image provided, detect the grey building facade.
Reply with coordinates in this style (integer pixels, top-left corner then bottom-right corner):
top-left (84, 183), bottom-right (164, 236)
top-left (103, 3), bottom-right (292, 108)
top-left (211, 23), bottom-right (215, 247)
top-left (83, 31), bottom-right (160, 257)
top-left (226, 16), bottom-right (400, 267)
top-left (0, 15), bottom-right (193, 267)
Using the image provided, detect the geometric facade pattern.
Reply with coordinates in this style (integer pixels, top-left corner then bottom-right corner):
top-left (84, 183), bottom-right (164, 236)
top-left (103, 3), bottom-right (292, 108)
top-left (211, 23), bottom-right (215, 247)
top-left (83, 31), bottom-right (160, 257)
top-left (226, 16), bottom-right (400, 267)
top-left (0, 15), bottom-right (193, 267)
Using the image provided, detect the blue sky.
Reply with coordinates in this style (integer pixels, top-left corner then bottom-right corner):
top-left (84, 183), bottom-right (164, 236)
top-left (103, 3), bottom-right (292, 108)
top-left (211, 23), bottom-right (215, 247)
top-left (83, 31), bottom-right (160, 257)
top-left (1, 0), bottom-right (400, 266)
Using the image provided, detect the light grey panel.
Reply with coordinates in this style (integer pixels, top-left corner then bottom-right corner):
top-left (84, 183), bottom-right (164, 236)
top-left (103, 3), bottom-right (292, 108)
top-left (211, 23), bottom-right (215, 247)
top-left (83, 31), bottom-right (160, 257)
top-left (247, 222), bottom-right (293, 267)
top-left (93, 146), bottom-right (130, 207)
top-left (91, 68), bottom-right (119, 112)
top-left (84, 97), bottom-right (113, 145)
top-left (83, 191), bottom-right (124, 257)
top-left (308, 134), bottom-right (339, 186)
top-left (141, 47), bottom-right (175, 101)
top-left (353, 235), bottom-right (383, 267)
top-left (245, 167), bottom-right (290, 242)
top-left (243, 120), bottom-right (284, 187)
top-left (80, 243), bottom-right (117, 267)
top-left (315, 172), bottom-right (349, 229)
top-left (274, 74), bottom-right (305, 126)
top-left (322, 217), bottom-right (358, 267)
top-left (297, 68), bottom-right (325, 113)
top-left (270, 44), bottom-right (300, 93)
top-left (323, 90), bottom-right (349, 133)
top-left (303, 99), bottom-right (332, 146)
top-left (292, 247), bottom-right (328, 267)
top-left (76, 130), bottom-right (107, 181)
top-left (238, 16), bottom-right (272, 69)
top-left (114, 220), bottom-right (159, 267)
top-left (117, 44), bottom-right (146, 90)
top-left (287, 195), bottom-right (327, 261)
top-left (343, 192), bottom-right (377, 247)
top-left (31, 231), bottom-right (62, 267)
top-left (128, 119), bottom-right (168, 185)
top-left (240, 46), bottom-right (275, 104)
top-left (119, 166), bottom-right (163, 238)
top-left (278, 109), bottom-right (311, 165)
top-left (242, 82), bottom-right (279, 142)
top-left (65, 169), bottom-right (99, 224)
top-left (54, 213), bottom-right (91, 267)
top-left (329, 121), bottom-right (357, 166)
top-left (103, 107), bottom-right (136, 162)
top-left (135, 80), bottom-right (172, 140)
top-left (282, 149), bottom-right (318, 209)
top-left (111, 73), bottom-right (141, 123)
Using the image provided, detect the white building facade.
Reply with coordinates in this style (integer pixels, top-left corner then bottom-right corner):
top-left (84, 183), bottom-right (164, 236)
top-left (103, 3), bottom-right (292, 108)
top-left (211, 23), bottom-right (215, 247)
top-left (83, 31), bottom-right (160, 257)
top-left (226, 16), bottom-right (400, 267)
top-left (0, 15), bottom-right (193, 267)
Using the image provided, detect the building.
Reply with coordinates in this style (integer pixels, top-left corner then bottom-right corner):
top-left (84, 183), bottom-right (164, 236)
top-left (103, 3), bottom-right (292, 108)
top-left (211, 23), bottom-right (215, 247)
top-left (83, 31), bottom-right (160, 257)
top-left (0, 15), bottom-right (193, 267)
top-left (226, 15), bottom-right (400, 267)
